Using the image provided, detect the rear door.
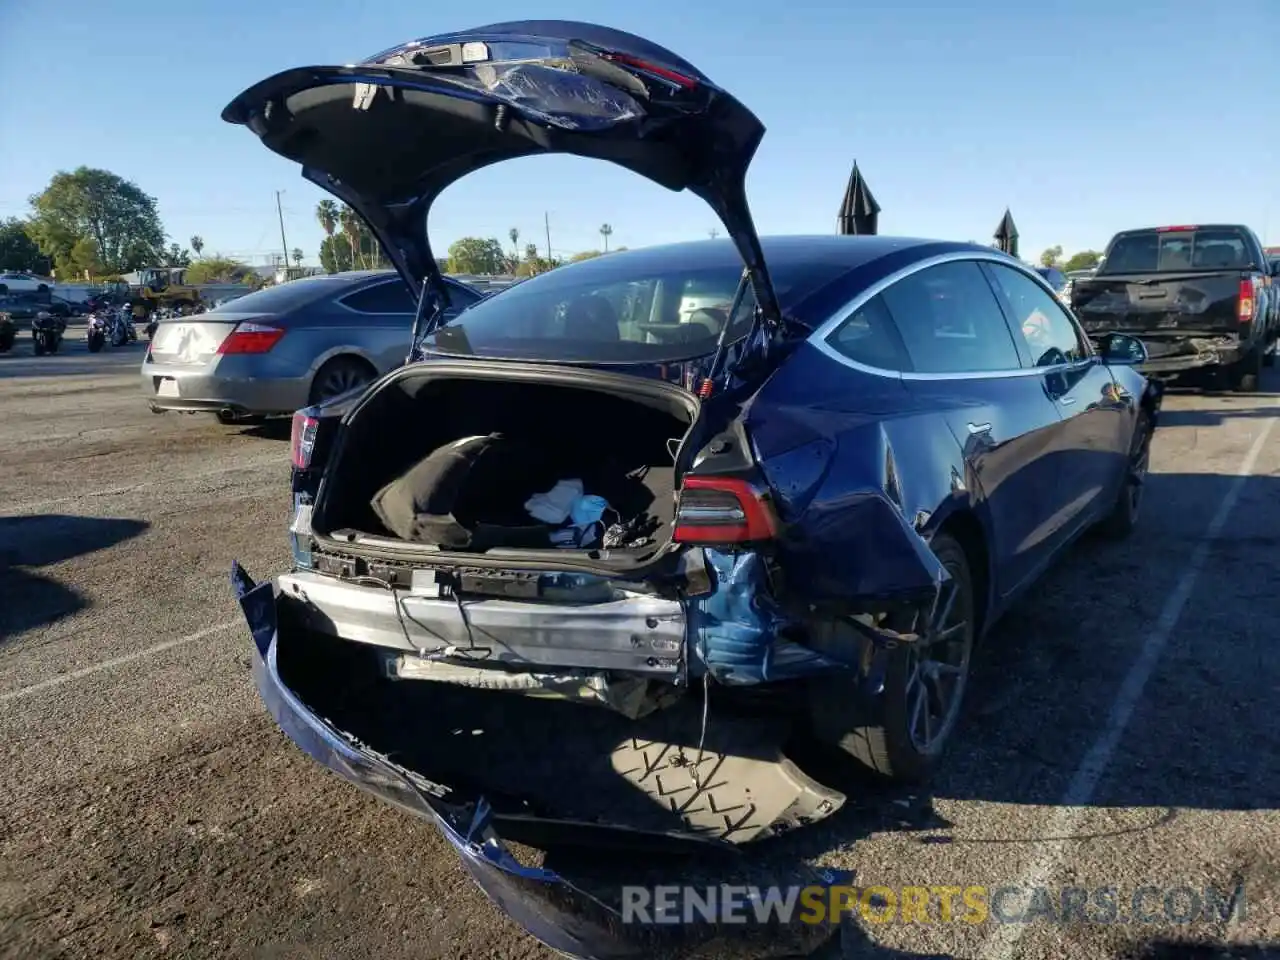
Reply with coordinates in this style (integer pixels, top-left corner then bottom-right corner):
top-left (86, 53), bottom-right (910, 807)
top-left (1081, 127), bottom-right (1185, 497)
top-left (986, 261), bottom-right (1129, 540)
top-left (879, 258), bottom-right (1067, 597)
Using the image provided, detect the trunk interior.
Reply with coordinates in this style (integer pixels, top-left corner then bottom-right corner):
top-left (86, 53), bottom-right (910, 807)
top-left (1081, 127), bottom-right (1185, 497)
top-left (312, 374), bottom-right (694, 557)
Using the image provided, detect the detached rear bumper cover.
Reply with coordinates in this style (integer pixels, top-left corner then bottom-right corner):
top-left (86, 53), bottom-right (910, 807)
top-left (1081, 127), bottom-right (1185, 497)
top-left (232, 564), bottom-right (848, 958)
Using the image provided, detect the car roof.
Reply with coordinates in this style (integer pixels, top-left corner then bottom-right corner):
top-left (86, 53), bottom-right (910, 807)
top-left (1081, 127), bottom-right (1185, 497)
top-left (551, 235), bottom-right (986, 280)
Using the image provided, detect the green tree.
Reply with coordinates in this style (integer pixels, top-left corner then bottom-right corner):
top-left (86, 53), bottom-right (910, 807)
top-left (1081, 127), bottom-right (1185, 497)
top-left (316, 200), bottom-right (339, 243)
top-left (515, 241), bottom-right (560, 277)
top-left (187, 256), bottom-right (250, 284)
top-left (338, 206), bottom-right (363, 269)
top-left (508, 227), bottom-right (520, 270)
top-left (599, 223), bottom-right (613, 252)
top-left (292, 248), bottom-right (304, 268)
top-left (64, 236), bottom-right (104, 280)
top-left (1064, 250), bottom-right (1102, 272)
top-left (568, 250), bottom-right (604, 263)
top-left (319, 234), bottom-right (354, 273)
top-left (190, 235), bottom-right (205, 257)
top-left (448, 236), bottom-right (507, 274)
top-left (27, 167), bottom-right (165, 273)
top-left (165, 243), bottom-right (192, 268)
top-left (0, 218), bottom-right (45, 272)
top-left (1039, 245), bottom-right (1064, 268)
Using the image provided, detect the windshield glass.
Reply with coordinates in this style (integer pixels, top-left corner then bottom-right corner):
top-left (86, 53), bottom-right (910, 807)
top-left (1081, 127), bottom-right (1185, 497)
top-left (418, 247), bottom-right (848, 363)
top-left (1100, 228), bottom-right (1256, 274)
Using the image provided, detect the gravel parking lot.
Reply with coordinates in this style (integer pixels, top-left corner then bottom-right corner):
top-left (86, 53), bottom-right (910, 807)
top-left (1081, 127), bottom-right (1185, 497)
top-left (1, 327), bottom-right (1278, 960)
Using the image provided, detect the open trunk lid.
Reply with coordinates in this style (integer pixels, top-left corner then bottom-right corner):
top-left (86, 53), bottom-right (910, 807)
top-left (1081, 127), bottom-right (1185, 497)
top-left (221, 21), bottom-right (782, 353)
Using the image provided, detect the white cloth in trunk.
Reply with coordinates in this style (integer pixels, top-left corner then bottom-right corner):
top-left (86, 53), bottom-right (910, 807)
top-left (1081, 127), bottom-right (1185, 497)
top-left (524, 479), bottom-right (584, 524)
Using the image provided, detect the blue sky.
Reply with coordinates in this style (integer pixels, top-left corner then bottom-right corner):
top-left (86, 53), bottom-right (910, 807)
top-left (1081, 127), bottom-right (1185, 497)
top-left (1, 0), bottom-right (1275, 267)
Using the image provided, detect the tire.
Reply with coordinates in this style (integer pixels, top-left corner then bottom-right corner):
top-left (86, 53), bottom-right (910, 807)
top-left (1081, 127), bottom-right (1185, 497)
top-left (1097, 410), bottom-right (1152, 540)
top-left (87, 332), bottom-right (104, 353)
top-left (33, 337), bottom-right (44, 357)
top-left (309, 356), bottom-right (375, 405)
top-left (1223, 347), bottom-right (1261, 392)
top-left (806, 532), bottom-right (976, 783)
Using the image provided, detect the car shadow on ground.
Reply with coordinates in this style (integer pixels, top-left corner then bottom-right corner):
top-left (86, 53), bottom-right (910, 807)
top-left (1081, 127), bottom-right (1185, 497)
top-left (0, 514), bottom-right (149, 644)
top-left (0, 341), bottom-right (147, 379)
top-left (1156, 402), bottom-right (1280, 427)
top-left (1122, 940), bottom-right (1280, 959)
top-left (500, 467), bottom-right (1280, 958)
top-left (238, 419), bottom-right (293, 441)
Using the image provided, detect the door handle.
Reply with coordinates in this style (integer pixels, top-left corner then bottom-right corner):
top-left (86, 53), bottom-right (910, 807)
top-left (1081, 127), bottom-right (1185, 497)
top-left (967, 422), bottom-right (992, 435)
top-left (1058, 396), bottom-right (1077, 406)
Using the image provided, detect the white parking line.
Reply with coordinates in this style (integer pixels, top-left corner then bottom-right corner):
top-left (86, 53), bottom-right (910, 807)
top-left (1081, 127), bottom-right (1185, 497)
top-left (0, 621), bottom-right (240, 706)
top-left (980, 414), bottom-right (1277, 959)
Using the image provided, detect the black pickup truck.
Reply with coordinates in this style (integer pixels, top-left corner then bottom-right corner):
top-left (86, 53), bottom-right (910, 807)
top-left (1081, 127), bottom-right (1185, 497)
top-left (1071, 224), bottom-right (1279, 391)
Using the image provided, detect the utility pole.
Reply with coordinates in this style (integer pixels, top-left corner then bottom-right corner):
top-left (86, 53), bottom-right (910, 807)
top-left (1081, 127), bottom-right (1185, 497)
top-left (275, 191), bottom-right (290, 279)
top-left (544, 211), bottom-right (552, 263)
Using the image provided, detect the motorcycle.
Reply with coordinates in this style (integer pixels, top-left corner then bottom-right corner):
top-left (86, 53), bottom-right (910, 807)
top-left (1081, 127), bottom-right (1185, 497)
top-left (0, 312), bottom-right (14, 353)
top-left (31, 311), bottom-right (67, 356)
top-left (86, 311), bottom-right (107, 352)
top-left (114, 306), bottom-right (137, 346)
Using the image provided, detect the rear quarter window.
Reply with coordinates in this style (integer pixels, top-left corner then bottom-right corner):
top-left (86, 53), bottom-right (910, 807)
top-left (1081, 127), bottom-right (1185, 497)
top-left (340, 279), bottom-right (416, 314)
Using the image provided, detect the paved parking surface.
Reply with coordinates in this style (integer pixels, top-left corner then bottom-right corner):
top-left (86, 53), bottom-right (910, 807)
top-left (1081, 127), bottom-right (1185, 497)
top-left (1, 332), bottom-right (1277, 960)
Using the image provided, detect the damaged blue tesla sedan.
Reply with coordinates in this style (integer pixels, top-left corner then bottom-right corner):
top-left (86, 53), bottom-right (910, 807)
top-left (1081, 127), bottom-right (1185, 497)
top-left (224, 19), bottom-right (1162, 958)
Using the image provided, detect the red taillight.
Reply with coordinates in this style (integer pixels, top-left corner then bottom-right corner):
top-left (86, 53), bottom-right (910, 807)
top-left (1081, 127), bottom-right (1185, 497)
top-left (1155, 225), bottom-right (1198, 232)
top-left (217, 321), bottom-right (285, 355)
top-left (1239, 278), bottom-right (1255, 324)
top-left (290, 412), bottom-right (319, 469)
top-left (672, 476), bottom-right (779, 544)
top-left (600, 52), bottom-right (698, 89)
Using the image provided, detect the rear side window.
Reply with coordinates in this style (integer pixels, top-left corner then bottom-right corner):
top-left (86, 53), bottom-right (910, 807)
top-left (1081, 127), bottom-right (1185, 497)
top-left (880, 260), bottom-right (1023, 374)
top-left (340, 279), bottom-right (416, 314)
top-left (987, 264), bottom-right (1088, 366)
top-left (444, 281), bottom-right (481, 312)
top-left (825, 294), bottom-right (912, 370)
top-left (1101, 228), bottom-right (1255, 273)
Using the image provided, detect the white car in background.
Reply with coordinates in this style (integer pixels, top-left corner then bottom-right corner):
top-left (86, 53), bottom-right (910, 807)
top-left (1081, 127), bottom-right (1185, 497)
top-left (0, 272), bottom-right (52, 294)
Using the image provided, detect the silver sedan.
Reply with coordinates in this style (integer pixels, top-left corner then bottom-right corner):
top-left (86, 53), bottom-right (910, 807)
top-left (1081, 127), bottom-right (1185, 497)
top-left (141, 271), bottom-right (482, 422)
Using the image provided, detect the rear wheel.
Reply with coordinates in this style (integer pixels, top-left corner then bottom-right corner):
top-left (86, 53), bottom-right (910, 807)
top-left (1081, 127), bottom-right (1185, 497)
top-left (1098, 410), bottom-right (1151, 539)
top-left (309, 356), bottom-right (375, 404)
top-left (807, 533), bottom-right (976, 783)
top-left (1223, 346), bottom-right (1261, 392)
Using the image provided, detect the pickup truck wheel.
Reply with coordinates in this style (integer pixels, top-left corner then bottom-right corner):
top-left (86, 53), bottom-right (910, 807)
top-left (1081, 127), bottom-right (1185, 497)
top-left (807, 533), bottom-right (975, 783)
top-left (1098, 411), bottom-right (1151, 539)
top-left (1225, 347), bottom-right (1261, 392)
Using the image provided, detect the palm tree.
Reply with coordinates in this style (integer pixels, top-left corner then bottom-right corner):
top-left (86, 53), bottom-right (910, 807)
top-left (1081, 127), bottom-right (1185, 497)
top-left (190, 235), bottom-right (205, 257)
top-left (338, 205), bottom-right (362, 269)
top-left (292, 248), bottom-right (304, 268)
top-left (316, 200), bottom-right (338, 239)
top-left (508, 227), bottom-right (520, 272)
top-left (599, 223), bottom-right (613, 253)
top-left (316, 199), bottom-right (340, 268)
